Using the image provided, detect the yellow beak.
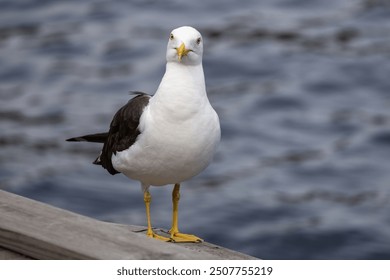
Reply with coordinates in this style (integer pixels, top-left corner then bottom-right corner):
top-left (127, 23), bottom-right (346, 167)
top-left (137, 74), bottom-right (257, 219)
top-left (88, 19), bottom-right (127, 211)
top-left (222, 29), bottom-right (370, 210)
top-left (176, 43), bottom-right (191, 62)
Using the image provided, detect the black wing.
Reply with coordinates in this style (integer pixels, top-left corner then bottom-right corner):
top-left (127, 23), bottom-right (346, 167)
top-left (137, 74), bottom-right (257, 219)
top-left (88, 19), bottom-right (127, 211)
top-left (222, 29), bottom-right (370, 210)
top-left (67, 132), bottom-right (108, 143)
top-left (98, 93), bottom-right (151, 175)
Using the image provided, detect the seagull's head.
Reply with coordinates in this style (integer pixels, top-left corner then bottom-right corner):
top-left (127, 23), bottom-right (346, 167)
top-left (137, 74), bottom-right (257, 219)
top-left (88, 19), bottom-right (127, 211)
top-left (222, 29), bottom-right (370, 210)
top-left (166, 26), bottom-right (203, 66)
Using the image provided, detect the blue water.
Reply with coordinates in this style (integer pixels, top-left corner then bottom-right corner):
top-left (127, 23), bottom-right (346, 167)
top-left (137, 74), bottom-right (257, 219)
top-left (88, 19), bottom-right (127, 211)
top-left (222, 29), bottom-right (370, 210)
top-left (1, 0), bottom-right (390, 259)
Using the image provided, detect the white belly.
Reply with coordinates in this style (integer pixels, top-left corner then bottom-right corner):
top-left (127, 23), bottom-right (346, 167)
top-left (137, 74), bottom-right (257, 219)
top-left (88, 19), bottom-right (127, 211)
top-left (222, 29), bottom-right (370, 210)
top-left (111, 104), bottom-right (220, 186)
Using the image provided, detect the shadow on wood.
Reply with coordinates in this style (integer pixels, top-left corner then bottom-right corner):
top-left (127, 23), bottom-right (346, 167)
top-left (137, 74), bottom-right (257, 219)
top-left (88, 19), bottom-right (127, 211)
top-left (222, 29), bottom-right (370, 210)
top-left (0, 190), bottom-right (256, 260)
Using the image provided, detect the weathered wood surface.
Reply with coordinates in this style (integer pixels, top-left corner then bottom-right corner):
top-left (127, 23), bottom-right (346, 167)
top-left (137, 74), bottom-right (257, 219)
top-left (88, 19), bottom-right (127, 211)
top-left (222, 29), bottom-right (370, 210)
top-left (0, 190), bottom-right (256, 260)
top-left (0, 246), bottom-right (31, 260)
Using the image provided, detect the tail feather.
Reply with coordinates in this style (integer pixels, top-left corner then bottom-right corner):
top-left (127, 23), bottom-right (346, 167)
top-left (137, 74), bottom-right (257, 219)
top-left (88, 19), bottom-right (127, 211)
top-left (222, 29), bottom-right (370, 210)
top-left (66, 132), bottom-right (108, 143)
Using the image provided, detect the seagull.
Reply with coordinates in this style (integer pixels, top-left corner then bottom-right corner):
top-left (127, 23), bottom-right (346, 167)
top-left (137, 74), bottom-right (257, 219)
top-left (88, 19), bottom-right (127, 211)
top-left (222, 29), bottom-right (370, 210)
top-left (67, 26), bottom-right (221, 243)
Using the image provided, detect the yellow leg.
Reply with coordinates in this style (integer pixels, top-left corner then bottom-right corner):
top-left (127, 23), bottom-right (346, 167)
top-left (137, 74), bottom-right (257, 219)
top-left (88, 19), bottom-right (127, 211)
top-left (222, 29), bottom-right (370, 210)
top-left (169, 184), bottom-right (203, 243)
top-left (143, 191), bottom-right (170, 241)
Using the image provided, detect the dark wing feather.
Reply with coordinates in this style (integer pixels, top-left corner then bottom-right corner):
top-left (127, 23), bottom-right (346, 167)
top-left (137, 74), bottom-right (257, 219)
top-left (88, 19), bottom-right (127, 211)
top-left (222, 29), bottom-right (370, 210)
top-left (98, 94), bottom-right (151, 175)
top-left (66, 132), bottom-right (108, 143)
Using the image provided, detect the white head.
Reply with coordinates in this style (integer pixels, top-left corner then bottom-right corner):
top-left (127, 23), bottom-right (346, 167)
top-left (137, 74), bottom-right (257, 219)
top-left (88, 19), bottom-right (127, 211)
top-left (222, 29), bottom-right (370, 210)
top-left (166, 26), bottom-right (203, 66)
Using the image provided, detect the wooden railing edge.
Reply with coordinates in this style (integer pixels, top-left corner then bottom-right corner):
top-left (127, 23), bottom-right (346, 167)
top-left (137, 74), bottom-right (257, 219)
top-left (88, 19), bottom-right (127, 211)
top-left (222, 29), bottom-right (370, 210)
top-left (0, 190), bottom-right (257, 260)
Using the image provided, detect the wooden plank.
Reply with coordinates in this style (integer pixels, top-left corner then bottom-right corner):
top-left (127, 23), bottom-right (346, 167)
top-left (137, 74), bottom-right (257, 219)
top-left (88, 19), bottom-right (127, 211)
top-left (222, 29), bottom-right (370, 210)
top-left (0, 247), bottom-right (32, 260)
top-left (0, 190), bottom-right (256, 260)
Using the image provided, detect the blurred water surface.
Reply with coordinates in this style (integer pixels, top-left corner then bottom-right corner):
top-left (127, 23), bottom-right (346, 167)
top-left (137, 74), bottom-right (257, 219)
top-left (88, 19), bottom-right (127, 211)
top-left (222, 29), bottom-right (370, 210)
top-left (1, 0), bottom-right (390, 259)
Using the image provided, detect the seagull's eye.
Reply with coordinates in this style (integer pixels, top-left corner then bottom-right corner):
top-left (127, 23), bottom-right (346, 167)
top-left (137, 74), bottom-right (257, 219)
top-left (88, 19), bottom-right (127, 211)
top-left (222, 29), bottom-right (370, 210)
top-left (196, 37), bottom-right (202, 45)
top-left (170, 34), bottom-right (174, 40)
